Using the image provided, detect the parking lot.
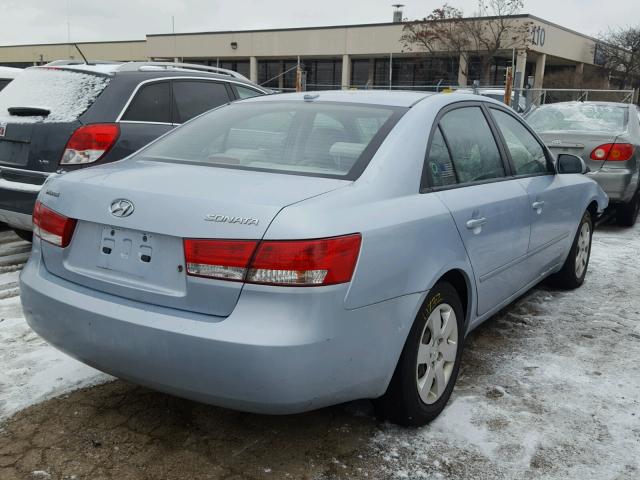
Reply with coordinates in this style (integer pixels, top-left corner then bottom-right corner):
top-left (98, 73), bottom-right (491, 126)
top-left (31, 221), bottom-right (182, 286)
top-left (0, 218), bottom-right (638, 480)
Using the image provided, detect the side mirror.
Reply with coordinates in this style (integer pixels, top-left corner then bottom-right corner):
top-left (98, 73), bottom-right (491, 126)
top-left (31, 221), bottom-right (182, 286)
top-left (557, 154), bottom-right (589, 174)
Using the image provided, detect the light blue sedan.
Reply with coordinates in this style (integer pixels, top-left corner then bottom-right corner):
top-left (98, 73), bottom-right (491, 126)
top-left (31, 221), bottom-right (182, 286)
top-left (20, 91), bottom-right (607, 426)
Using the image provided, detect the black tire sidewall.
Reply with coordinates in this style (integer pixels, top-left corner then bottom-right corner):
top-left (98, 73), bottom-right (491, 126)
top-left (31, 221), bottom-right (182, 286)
top-left (568, 211), bottom-right (593, 285)
top-left (392, 282), bottom-right (465, 425)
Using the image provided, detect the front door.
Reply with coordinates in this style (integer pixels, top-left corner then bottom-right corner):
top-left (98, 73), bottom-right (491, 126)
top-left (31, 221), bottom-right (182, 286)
top-left (489, 107), bottom-right (578, 275)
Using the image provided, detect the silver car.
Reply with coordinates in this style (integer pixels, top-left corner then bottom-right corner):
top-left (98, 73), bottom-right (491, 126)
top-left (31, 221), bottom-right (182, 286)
top-left (20, 91), bottom-right (607, 426)
top-left (526, 102), bottom-right (640, 226)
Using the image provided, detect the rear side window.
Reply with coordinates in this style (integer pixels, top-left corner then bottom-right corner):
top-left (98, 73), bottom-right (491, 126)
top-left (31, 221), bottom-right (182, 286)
top-left (0, 80), bottom-right (10, 91)
top-left (139, 102), bottom-right (404, 179)
top-left (233, 85), bottom-right (263, 100)
top-left (439, 107), bottom-right (505, 184)
top-left (0, 68), bottom-right (110, 123)
top-left (491, 109), bottom-right (549, 175)
top-left (426, 128), bottom-right (457, 187)
top-left (122, 81), bottom-right (171, 123)
top-left (172, 80), bottom-right (231, 124)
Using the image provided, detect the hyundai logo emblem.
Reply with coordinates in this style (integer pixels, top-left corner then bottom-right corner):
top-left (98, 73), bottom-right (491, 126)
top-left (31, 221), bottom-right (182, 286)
top-left (109, 199), bottom-right (135, 218)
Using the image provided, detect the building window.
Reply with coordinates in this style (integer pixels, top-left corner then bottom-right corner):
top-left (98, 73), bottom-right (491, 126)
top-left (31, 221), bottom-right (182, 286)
top-left (219, 60), bottom-right (250, 79)
top-left (258, 60), bottom-right (297, 90)
top-left (351, 59), bottom-right (370, 87)
top-left (303, 59), bottom-right (342, 90)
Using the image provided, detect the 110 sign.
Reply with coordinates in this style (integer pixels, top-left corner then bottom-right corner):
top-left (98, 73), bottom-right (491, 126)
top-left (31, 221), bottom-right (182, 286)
top-left (530, 25), bottom-right (546, 47)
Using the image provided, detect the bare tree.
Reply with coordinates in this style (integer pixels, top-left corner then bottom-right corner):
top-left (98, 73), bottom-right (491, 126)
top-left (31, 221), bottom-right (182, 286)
top-left (597, 26), bottom-right (640, 90)
top-left (401, 0), bottom-right (532, 85)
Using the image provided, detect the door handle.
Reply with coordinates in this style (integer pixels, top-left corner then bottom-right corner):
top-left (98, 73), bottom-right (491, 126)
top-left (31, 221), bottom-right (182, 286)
top-left (466, 217), bottom-right (487, 231)
top-left (532, 201), bottom-right (545, 213)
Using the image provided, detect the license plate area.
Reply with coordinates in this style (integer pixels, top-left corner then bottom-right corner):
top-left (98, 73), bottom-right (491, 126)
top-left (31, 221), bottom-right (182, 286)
top-left (97, 226), bottom-right (154, 277)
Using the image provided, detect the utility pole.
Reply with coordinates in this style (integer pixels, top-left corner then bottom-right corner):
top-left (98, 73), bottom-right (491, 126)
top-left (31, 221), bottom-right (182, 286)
top-left (66, 0), bottom-right (72, 59)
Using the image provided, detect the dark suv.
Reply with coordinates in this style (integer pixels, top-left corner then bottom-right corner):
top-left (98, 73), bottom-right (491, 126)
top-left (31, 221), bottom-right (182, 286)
top-left (0, 61), bottom-right (267, 239)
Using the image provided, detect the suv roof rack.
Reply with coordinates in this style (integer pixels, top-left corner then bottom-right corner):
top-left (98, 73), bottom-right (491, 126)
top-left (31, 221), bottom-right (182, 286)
top-left (44, 60), bottom-right (123, 66)
top-left (116, 61), bottom-right (250, 81)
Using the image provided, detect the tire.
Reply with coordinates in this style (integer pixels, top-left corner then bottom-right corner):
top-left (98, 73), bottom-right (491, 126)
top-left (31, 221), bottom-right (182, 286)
top-left (548, 210), bottom-right (593, 290)
top-left (617, 189), bottom-right (640, 227)
top-left (13, 228), bottom-right (33, 242)
top-left (374, 282), bottom-right (465, 426)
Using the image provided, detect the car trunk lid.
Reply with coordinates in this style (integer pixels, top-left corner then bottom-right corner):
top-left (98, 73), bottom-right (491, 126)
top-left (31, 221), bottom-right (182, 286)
top-left (40, 159), bottom-right (349, 317)
top-left (538, 131), bottom-right (623, 171)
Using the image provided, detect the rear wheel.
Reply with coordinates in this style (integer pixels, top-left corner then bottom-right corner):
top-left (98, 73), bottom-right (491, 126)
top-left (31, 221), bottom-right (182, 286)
top-left (13, 229), bottom-right (33, 243)
top-left (548, 210), bottom-right (592, 289)
top-left (617, 189), bottom-right (640, 227)
top-left (374, 282), bottom-right (464, 426)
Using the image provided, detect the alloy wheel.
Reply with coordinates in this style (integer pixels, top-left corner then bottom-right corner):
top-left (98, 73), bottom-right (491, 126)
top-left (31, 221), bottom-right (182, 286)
top-left (416, 303), bottom-right (458, 405)
top-left (575, 222), bottom-right (591, 278)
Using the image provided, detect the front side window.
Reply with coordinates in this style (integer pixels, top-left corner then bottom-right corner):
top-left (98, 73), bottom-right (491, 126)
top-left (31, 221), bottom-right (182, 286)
top-left (439, 107), bottom-right (505, 184)
top-left (122, 81), bottom-right (171, 123)
top-left (172, 80), bottom-right (230, 123)
top-left (491, 109), bottom-right (549, 176)
top-left (139, 102), bottom-right (404, 179)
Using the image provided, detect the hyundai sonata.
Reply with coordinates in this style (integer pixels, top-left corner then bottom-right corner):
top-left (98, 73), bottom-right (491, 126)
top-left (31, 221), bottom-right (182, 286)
top-left (20, 91), bottom-right (607, 426)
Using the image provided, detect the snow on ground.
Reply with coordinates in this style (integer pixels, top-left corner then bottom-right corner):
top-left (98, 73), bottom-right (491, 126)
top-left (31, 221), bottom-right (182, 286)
top-left (0, 221), bottom-right (638, 479)
top-left (370, 219), bottom-right (640, 479)
top-left (0, 231), bottom-right (110, 421)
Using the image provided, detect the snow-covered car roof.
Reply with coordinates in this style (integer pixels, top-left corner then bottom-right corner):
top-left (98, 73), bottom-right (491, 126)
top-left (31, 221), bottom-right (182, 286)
top-left (0, 66), bottom-right (22, 79)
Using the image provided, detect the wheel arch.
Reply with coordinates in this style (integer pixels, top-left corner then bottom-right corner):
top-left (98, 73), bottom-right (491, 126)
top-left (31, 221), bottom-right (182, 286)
top-left (431, 268), bottom-right (474, 331)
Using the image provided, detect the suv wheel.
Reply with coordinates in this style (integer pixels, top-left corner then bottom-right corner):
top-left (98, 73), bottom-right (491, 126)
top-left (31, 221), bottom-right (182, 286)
top-left (13, 229), bottom-right (33, 243)
top-left (374, 282), bottom-right (464, 426)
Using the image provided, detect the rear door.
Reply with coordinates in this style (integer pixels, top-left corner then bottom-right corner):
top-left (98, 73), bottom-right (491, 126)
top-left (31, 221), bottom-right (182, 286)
top-left (489, 107), bottom-right (579, 276)
top-left (427, 103), bottom-right (532, 316)
top-left (117, 80), bottom-right (174, 152)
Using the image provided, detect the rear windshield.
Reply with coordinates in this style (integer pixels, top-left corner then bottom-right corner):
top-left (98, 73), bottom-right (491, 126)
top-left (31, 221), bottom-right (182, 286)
top-left (526, 103), bottom-right (628, 133)
top-left (139, 101), bottom-right (405, 179)
top-left (0, 67), bottom-right (110, 123)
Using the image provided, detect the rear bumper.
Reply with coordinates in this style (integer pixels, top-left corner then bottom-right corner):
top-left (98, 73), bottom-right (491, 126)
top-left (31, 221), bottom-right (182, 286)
top-left (587, 167), bottom-right (638, 204)
top-left (0, 166), bottom-right (51, 230)
top-left (20, 246), bottom-right (422, 414)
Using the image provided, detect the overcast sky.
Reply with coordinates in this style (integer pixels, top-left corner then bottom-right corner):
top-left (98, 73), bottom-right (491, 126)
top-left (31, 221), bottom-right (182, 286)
top-left (0, 0), bottom-right (638, 46)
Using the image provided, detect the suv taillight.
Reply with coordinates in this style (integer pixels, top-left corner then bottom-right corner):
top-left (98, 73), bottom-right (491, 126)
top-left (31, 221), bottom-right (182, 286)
top-left (183, 234), bottom-right (362, 287)
top-left (61, 123), bottom-right (120, 165)
top-left (590, 143), bottom-right (634, 162)
top-left (33, 201), bottom-right (77, 247)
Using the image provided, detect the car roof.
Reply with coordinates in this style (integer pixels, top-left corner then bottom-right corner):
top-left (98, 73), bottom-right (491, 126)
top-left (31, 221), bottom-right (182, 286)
top-left (0, 66), bottom-right (23, 79)
top-left (244, 90), bottom-right (436, 108)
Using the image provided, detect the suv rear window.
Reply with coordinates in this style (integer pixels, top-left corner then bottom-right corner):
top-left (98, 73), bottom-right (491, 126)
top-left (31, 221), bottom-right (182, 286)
top-left (139, 101), bottom-right (405, 179)
top-left (526, 103), bottom-right (629, 133)
top-left (0, 67), bottom-right (110, 123)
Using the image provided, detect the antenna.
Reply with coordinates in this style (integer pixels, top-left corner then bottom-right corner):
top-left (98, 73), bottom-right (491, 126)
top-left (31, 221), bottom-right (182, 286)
top-left (73, 43), bottom-right (89, 64)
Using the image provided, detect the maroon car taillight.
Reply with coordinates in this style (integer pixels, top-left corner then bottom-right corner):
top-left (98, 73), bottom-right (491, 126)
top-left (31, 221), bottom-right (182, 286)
top-left (60, 123), bottom-right (120, 165)
top-left (183, 234), bottom-right (362, 287)
top-left (33, 201), bottom-right (77, 248)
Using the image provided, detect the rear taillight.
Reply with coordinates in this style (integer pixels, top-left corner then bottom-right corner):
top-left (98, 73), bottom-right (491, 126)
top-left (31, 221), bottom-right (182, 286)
top-left (590, 143), bottom-right (634, 162)
top-left (183, 234), bottom-right (361, 287)
top-left (33, 201), bottom-right (77, 248)
top-left (184, 239), bottom-right (258, 281)
top-left (61, 123), bottom-right (120, 165)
